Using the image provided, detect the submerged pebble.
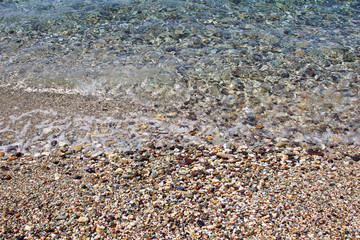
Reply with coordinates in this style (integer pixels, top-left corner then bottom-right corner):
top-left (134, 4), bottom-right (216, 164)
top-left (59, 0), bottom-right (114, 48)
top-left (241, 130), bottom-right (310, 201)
top-left (0, 0), bottom-right (359, 239)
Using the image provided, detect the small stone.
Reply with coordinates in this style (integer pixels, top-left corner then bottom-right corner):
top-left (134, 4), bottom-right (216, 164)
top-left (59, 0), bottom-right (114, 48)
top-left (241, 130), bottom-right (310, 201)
top-left (86, 168), bottom-right (96, 173)
top-left (275, 142), bottom-right (286, 148)
top-left (105, 140), bottom-right (116, 147)
top-left (121, 174), bottom-right (135, 179)
top-left (73, 175), bottom-right (82, 180)
top-left (350, 155), bottom-right (359, 162)
top-left (165, 46), bottom-right (177, 52)
top-left (256, 124), bottom-right (264, 129)
top-left (306, 149), bottom-right (324, 156)
top-left (1, 166), bottom-right (9, 171)
top-left (41, 152), bottom-right (50, 157)
top-left (108, 153), bottom-right (118, 160)
top-left (205, 136), bottom-right (213, 141)
top-left (166, 112), bottom-right (177, 117)
top-left (54, 173), bottom-right (61, 180)
top-left (6, 146), bottom-right (18, 153)
top-left (55, 215), bottom-right (67, 220)
top-left (7, 155), bottom-right (17, 161)
top-left (91, 151), bottom-right (103, 159)
top-left (0, 152), bottom-right (5, 157)
top-left (197, 220), bottom-right (205, 227)
top-left (40, 165), bottom-right (50, 171)
top-left (73, 145), bottom-right (84, 150)
top-left (304, 65), bottom-right (317, 77)
top-left (252, 54), bottom-right (263, 62)
top-left (175, 185), bottom-right (185, 191)
top-left (43, 128), bottom-right (52, 134)
top-left (216, 152), bottom-right (229, 159)
top-left (155, 114), bottom-right (166, 121)
top-left (150, 170), bottom-right (159, 178)
top-left (24, 225), bottom-right (33, 231)
top-left (77, 216), bottom-right (89, 223)
top-left (1, 174), bottom-right (12, 180)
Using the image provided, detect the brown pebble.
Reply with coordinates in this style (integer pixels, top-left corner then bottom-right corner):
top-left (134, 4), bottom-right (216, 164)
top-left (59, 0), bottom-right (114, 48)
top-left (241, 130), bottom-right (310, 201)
top-left (73, 145), bottom-right (84, 150)
top-left (205, 135), bottom-right (213, 141)
top-left (307, 148), bottom-right (324, 156)
top-left (40, 165), bottom-right (50, 171)
top-left (189, 130), bottom-right (196, 136)
top-left (7, 156), bottom-right (17, 161)
top-left (1, 174), bottom-right (12, 180)
top-left (216, 152), bottom-right (229, 159)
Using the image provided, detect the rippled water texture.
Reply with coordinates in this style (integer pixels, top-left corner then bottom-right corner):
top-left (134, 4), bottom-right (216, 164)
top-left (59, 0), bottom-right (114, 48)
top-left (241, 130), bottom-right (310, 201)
top-left (1, 0), bottom-right (358, 96)
top-left (0, 0), bottom-right (360, 152)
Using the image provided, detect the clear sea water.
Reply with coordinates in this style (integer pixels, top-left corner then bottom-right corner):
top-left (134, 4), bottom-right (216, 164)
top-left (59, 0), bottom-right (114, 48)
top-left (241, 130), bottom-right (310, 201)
top-left (1, 0), bottom-right (359, 95)
top-left (0, 0), bottom-right (360, 152)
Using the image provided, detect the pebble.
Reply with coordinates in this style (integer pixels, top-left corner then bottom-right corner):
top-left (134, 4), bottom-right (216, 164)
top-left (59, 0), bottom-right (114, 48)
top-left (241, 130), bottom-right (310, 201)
top-left (43, 128), bottom-right (52, 134)
top-left (0, 1), bottom-right (360, 239)
top-left (77, 216), bottom-right (89, 223)
top-left (86, 168), bottom-right (96, 173)
top-left (55, 215), bottom-right (67, 220)
top-left (105, 140), bottom-right (116, 147)
top-left (275, 142), bottom-right (286, 148)
top-left (155, 114), bottom-right (166, 121)
top-left (197, 220), bottom-right (205, 227)
top-left (1, 174), bottom-right (12, 180)
top-left (91, 151), bottom-right (104, 159)
top-left (0, 141), bottom-right (359, 239)
top-left (24, 225), bottom-right (33, 231)
top-left (175, 185), bottom-right (185, 191)
top-left (121, 174), bottom-right (135, 179)
top-left (205, 136), bottom-right (214, 141)
top-left (216, 152), bottom-right (230, 159)
top-left (7, 155), bottom-right (17, 161)
top-left (73, 145), bottom-right (84, 150)
top-left (150, 170), bottom-right (159, 178)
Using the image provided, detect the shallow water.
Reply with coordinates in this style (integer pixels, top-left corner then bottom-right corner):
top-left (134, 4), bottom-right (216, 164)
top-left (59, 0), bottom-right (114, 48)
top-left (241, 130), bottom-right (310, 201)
top-left (1, 0), bottom-right (359, 95)
top-left (0, 0), bottom-right (360, 153)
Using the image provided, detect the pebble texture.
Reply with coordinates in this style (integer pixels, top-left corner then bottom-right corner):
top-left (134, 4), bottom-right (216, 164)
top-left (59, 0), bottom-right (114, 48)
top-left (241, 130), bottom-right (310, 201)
top-left (0, 0), bottom-right (360, 238)
top-left (1, 143), bottom-right (360, 239)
